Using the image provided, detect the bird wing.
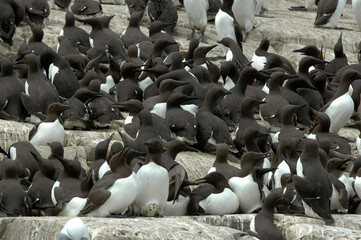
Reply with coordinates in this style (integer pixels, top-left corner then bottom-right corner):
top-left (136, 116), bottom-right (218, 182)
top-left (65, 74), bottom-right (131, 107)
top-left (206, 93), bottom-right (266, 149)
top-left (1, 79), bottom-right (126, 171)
top-left (80, 187), bottom-right (111, 214)
top-left (293, 175), bottom-right (334, 223)
top-left (168, 164), bottom-right (186, 202)
top-left (329, 174), bottom-right (348, 209)
top-left (315, 0), bottom-right (337, 26)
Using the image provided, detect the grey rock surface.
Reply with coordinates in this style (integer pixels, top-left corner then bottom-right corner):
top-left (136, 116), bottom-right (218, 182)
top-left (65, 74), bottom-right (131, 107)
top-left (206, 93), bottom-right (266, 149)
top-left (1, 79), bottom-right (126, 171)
top-left (0, 0), bottom-right (360, 239)
top-left (0, 216), bottom-right (245, 240)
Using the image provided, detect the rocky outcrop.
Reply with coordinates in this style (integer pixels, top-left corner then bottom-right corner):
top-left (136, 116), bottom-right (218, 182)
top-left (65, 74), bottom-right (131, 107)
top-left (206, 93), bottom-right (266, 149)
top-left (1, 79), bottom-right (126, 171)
top-left (0, 0), bottom-right (360, 239)
top-left (197, 214), bottom-right (361, 240)
top-left (1, 214), bottom-right (361, 239)
top-left (0, 216), bottom-right (246, 240)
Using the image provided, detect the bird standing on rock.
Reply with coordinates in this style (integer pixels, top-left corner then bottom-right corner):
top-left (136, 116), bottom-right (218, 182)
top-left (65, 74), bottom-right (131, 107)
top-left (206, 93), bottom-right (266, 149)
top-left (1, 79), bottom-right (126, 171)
top-left (29, 102), bottom-right (72, 146)
top-left (183, 0), bottom-right (209, 42)
top-left (133, 138), bottom-right (169, 216)
top-left (293, 138), bottom-right (334, 224)
top-left (321, 69), bottom-right (361, 134)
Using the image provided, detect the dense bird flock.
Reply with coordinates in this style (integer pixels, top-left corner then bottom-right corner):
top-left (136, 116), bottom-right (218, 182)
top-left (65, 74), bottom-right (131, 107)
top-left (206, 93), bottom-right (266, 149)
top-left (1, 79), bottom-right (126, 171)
top-left (0, 0), bottom-right (361, 239)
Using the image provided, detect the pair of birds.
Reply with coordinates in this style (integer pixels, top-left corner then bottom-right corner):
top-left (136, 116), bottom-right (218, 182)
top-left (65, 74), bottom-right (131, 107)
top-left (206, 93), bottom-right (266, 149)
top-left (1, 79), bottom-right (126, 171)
top-left (183, 0), bottom-right (259, 43)
top-left (291, 0), bottom-right (361, 30)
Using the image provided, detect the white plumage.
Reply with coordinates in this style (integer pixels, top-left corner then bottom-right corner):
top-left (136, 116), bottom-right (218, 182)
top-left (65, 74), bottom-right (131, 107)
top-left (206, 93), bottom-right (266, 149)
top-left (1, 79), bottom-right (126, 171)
top-left (86, 172), bottom-right (138, 217)
top-left (229, 174), bottom-right (263, 213)
top-left (30, 119), bottom-right (65, 146)
top-left (324, 0), bottom-right (347, 28)
top-left (273, 160), bottom-right (291, 189)
top-left (232, 0), bottom-right (255, 39)
top-left (133, 162), bottom-right (169, 215)
top-left (160, 195), bottom-right (190, 216)
top-left (215, 9), bottom-right (237, 42)
top-left (57, 197), bottom-right (87, 217)
top-left (183, 0), bottom-right (209, 36)
top-left (199, 188), bottom-right (239, 215)
top-left (325, 86), bottom-right (354, 134)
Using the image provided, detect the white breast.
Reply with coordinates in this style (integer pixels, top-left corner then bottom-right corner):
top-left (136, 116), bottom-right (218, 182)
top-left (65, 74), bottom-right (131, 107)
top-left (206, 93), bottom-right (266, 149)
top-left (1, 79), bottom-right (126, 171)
top-left (160, 195), bottom-right (189, 216)
top-left (224, 76), bottom-right (235, 91)
top-left (51, 181), bottom-right (60, 205)
top-left (151, 102), bottom-right (167, 118)
top-left (58, 197), bottom-right (87, 216)
top-left (100, 76), bottom-right (115, 94)
top-left (124, 115), bottom-right (134, 125)
top-left (273, 160), bottom-right (291, 189)
top-left (183, 0), bottom-right (209, 29)
top-left (251, 54), bottom-right (267, 71)
top-left (308, 133), bottom-right (317, 140)
top-left (98, 161), bottom-right (111, 180)
top-left (49, 63), bottom-right (59, 84)
top-left (229, 174), bottom-right (262, 213)
top-left (355, 176), bottom-right (361, 198)
top-left (296, 158), bottom-right (304, 177)
top-left (215, 9), bottom-right (237, 42)
top-left (207, 167), bottom-right (216, 174)
top-left (232, 0), bottom-right (255, 33)
top-left (199, 188), bottom-right (239, 215)
top-left (339, 174), bottom-right (355, 199)
top-left (325, 0), bottom-right (346, 28)
top-left (180, 104), bottom-right (198, 117)
top-left (261, 84), bottom-right (269, 94)
top-left (9, 146), bottom-right (16, 160)
top-left (30, 119), bottom-right (65, 146)
top-left (133, 162), bottom-right (169, 215)
top-left (325, 91), bottom-right (354, 134)
top-left (25, 81), bottom-right (30, 95)
top-left (356, 137), bottom-right (361, 156)
top-left (87, 172), bottom-right (138, 217)
top-left (272, 131), bottom-right (280, 143)
top-left (138, 77), bottom-right (154, 92)
top-left (302, 200), bottom-right (322, 219)
top-left (226, 49), bottom-right (233, 62)
top-left (330, 184), bottom-right (347, 212)
top-left (89, 37), bottom-right (94, 48)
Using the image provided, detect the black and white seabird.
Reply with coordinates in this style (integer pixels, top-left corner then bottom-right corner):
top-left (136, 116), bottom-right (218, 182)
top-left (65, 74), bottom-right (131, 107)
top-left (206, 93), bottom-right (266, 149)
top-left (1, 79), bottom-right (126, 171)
top-left (29, 102), bottom-right (72, 146)
top-left (315, 0), bottom-right (347, 29)
top-left (232, 0), bottom-right (255, 41)
top-left (24, 0), bottom-right (49, 25)
top-left (80, 147), bottom-right (138, 217)
top-left (147, 0), bottom-right (178, 33)
top-left (0, 57), bottom-right (26, 121)
top-left (229, 151), bottom-right (273, 213)
top-left (71, 0), bottom-right (102, 16)
top-left (207, 143), bottom-right (239, 180)
top-left (183, 0), bottom-right (209, 42)
top-left (188, 172), bottom-right (239, 215)
top-left (21, 54), bottom-right (60, 123)
top-left (40, 49), bottom-right (80, 99)
top-left (133, 139), bottom-right (169, 216)
top-left (293, 138), bottom-right (335, 223)
top-left (0, 158), bottom-right (31, 216)
top-left (0, 0), bottom-right (25, 45)
top-left (249, 188), bottom-right (286, 240)
top-left (320, 69), bottom-right (361, 134)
